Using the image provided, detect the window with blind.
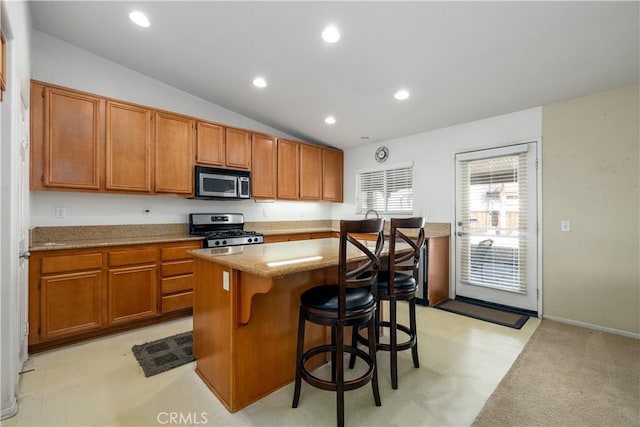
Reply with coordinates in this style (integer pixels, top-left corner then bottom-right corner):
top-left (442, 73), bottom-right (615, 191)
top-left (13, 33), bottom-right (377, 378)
top-left (356, 163), bottom-right (413, 215)
top-left (457, 148), bottom-right (529, 294)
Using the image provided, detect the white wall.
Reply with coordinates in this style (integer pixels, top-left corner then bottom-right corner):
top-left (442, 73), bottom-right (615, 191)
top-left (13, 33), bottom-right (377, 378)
top-left (542, 85), bottom-right (639, 335)
top-left (335, 107), bottom-right (542, 222)
top-left (30, 30), bottom-right (332, 226)
top-left (1, 0), bottom-right (31, 420)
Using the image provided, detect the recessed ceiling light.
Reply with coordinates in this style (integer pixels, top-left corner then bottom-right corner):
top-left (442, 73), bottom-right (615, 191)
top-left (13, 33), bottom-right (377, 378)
top-left (394, 89), bottom-right (410, 100)
top-left (322, 26), bottom-right (340, 43)
top-left (129, 11), bottom-right (150, 28)
top-left (325, 116), bottom-right (336, 125)
top-left (252, 77), bottom-right (267, 88)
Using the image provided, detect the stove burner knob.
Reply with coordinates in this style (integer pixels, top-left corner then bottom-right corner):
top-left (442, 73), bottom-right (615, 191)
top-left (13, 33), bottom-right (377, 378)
top-left (247, 238), bottom-right (253, 243)
top-left (222, 240), bottom-right (227, 245)
top-left (214, 241), bottom-right (220, 246)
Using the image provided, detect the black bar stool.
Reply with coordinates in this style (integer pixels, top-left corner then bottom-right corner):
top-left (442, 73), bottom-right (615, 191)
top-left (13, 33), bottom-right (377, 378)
top-left (351, 217), bottom-right (425, 389)
top-left (292, 218), bottom-right (385, 427)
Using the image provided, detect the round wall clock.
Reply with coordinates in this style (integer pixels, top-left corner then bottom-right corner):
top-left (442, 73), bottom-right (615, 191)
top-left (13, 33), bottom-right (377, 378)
top-left (375, 146), bottom-right (389, 163)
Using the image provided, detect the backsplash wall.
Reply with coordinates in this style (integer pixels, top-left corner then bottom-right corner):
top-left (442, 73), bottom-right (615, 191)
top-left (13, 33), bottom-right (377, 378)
top-left (30, 191), bottom-right (333, 227)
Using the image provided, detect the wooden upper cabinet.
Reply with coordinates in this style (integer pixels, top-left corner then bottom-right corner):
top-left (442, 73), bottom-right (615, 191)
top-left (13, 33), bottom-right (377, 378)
top-left (196, 121), bottom-right (225, 166)
top-left (251, 133), bottom-right (277, 199)
top-left (43, 86), bottom-right (104, 190)
top-left (322, 148), bottom-right (344, 202)
top-left (155, 112), bottom-right (194, 195)
top-left (299, 143), bottom-right (322, 200)
top-left (225, 127), bottom-right (251, 170)
top-left (277, 139), bottom-right (299, 200)
top-left (106, 101), bottom-right (153, 192)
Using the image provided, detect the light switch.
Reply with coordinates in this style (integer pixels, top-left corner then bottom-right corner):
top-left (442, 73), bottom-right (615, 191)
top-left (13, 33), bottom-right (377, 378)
top-left (223, 271), bottom-right (230, 291)
top-left (561, 220), bottom-right (571, 232)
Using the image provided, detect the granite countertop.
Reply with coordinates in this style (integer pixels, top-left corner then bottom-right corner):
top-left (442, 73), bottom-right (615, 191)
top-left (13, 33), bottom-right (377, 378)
top-left (29, 221), bottom-right (450, 251)
top-left (190, 238), bottom-right (410, 278)
top-left (251, 221), bottom-right (450, 238)
top-left (29, 224), bottom-right (201, 251)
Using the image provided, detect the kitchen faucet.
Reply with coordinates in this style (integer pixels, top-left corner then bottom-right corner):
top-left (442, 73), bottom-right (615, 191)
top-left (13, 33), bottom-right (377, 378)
top-left (364, 209), bottom-right (379, 220)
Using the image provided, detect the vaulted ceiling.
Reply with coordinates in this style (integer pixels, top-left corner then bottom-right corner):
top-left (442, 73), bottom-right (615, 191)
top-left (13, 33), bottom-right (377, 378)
top-left (29, 1), bottom-right (639, 149)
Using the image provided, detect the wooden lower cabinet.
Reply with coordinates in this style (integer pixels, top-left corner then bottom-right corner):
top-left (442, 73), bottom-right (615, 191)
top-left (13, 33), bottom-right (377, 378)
top-left (40, 270), bottom-right (103, 340)
top-left (29, 240), bottom-right (201, 352)
top-left (160, 242), bottom-right (201, 313)
top-left (262, 231), bottom-right (332, 243)
top-left (108, 265), bottom-right (157, 324)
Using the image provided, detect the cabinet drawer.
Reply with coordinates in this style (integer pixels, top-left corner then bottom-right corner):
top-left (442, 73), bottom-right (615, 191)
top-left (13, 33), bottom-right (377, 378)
top-left (108, 248), bottom-right (157, 266)
top-left (161, 244), bottom-right (200, 261)
top-left (161, 275), bottom-right (193, 295)
top-left (162, 260), bottom-right (193, 277)
top-left (161, 292), bottom-right (193, 313)
top-left (41, 253), bottom-right (103, 274)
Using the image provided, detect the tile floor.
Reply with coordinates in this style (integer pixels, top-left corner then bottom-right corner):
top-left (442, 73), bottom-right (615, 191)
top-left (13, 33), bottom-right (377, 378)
top-left (4, 305), bottom-right (539, 427)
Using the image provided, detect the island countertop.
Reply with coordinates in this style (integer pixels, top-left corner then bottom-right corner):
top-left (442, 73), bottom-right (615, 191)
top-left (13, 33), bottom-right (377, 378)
top-left (190, 237), bottom-right (406, 278)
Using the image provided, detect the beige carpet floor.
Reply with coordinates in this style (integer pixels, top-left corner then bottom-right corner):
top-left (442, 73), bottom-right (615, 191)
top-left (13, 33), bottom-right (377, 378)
top-left (473, 319), bottom-right (640, 426)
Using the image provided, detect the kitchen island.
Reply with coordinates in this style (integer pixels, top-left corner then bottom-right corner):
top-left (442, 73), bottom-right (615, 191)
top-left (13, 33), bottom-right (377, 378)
top-left (190, 237), bottom-right (397, 412)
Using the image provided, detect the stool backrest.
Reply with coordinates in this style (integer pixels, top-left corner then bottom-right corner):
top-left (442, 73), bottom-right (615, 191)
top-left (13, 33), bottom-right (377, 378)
top-left (338, 219), bottom-right (385, 316)
top-left (389, 217), bottom-right (426, 290)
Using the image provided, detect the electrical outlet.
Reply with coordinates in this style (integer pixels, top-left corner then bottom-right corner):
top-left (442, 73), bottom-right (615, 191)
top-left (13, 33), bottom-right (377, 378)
top-left (223, 271), bottom-right (230, 291)
top-left (55, 207), bottom-right (66, 218)
top-left (561, 220), bottom-right (571, 232)
top-left (143, 208), bottom-right (151, 217)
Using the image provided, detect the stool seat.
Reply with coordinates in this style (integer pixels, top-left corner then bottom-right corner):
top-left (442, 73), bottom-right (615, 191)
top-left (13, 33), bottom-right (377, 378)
top-left (301, 286), bottom-right (375, 312)
top-left (376, 271), bottom-right (416, 292)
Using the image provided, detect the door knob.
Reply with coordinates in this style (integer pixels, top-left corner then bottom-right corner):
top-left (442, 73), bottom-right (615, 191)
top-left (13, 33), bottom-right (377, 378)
top-left (19, 251), bottom-right (31, 259)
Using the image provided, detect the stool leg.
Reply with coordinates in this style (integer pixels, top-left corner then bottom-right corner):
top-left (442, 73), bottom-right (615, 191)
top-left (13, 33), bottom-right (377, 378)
top-left (367, 316), bottom-right (382, 407)
top-left (390, 295), bottom-right (398, 389)
top-left (375, 299), bottom-right (382, 343)
top-left (331, 328), bottom-right (337, 382)
top-left (292, 310), bottom-right (305, 408)
top-left (336, 324), bottom-right (345, 427)
top-left (409, 297), bottom-right (420, 368)
top-left (348, 325), bottom-right (358, 369)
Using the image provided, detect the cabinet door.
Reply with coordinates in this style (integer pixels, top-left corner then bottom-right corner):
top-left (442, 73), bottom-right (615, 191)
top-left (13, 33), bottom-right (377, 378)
top-left (322, 149), bottom-right (344, 202)
top-left (299, 144), bottom-right (322, 200)
top-left (251, 133), bottom-right (277, 199)
top-left (277, 139), bottom-right (299, 200)
top-left (225, 127), bottom-right (251, 169)
top-left (155, 112), bottom-right (194, 194)
top-left (106, 101), bottom-right (153, 192)
top-left (196, 121), bottom-right (225, 166)
top-left (40, 270), bottom-right (102, 340)
top-left (108, 265), bottom-right (157, 324)
top-left (43, 86), bottom-right (103, 190)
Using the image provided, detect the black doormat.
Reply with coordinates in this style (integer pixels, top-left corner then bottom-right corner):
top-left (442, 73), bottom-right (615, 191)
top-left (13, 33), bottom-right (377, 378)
top-left (434, 299), bottom-right (529, 329)
top-left (132, 331), bottom-right (195, 377)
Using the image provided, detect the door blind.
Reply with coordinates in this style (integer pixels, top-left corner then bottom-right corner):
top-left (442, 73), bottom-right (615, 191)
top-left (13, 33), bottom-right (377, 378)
top-left (457, 151), bottom-right (529, 293)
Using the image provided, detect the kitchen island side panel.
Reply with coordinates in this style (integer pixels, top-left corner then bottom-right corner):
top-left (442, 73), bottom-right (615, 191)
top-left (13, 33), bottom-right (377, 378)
top-left (193, 258), bottom-right (233, 410)
top-left (193, 257), bottom-right (330, 412)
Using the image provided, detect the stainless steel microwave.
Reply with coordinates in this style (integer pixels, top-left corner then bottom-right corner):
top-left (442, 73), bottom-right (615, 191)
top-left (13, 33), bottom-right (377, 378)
top-left (194, 166), bottom-right (251, 199)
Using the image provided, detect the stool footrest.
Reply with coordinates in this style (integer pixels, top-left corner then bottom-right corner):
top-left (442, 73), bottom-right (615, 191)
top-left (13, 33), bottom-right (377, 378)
top-left (299, 344), bottom-right (376, 392)
top-left (354, 322), bottom-right (417, 352)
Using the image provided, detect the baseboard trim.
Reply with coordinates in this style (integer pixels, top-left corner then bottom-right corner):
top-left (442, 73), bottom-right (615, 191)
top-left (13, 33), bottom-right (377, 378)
top-left (1, 396), bottom-right (18, 420)
top-left (542, 315), bottom-right (640, 339)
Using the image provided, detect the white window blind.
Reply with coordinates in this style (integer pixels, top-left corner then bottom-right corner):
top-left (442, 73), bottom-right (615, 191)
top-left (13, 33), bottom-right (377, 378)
top-left (457, 151), bottom-right (529, 294)
top-left (356, 164), bottom-right (413, 215)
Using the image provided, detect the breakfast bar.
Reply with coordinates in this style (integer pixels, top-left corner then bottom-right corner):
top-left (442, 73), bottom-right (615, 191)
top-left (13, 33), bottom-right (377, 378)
top-left (190, 238), bottom-right (398, 412)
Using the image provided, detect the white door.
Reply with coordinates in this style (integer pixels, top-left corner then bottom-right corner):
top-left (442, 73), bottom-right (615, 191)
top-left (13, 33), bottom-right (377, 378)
top-left (454, 143), bottom-right (538, 312)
